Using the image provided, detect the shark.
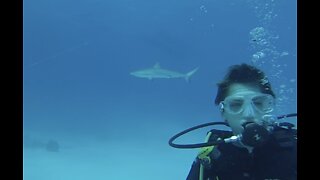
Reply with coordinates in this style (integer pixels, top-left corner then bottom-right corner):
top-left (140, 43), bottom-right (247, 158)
top-left (130, 63), bottom-right (199, 82)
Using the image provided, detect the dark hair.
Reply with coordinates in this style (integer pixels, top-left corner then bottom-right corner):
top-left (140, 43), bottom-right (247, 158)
top-left (214, 63), bottom-right (275, 105)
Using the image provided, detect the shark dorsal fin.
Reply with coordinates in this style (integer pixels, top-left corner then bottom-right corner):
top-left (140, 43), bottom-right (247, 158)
top-left (153, 62), bottom-right (161, 69)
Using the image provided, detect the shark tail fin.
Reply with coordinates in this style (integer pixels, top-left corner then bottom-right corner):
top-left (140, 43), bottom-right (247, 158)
top-left (185, 67), bottom-right (199, 82)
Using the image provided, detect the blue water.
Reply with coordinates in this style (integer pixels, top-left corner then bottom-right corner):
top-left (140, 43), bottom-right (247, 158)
top-left (23, 0), bottom-right (297, 179)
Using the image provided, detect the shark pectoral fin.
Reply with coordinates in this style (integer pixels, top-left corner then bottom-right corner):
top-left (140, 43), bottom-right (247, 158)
top-left (185, 67), bottom-right (199, 82)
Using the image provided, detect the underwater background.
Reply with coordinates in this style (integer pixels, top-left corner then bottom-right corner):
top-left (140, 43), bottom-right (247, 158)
top-left (23, 0), bottom-right (297, 179)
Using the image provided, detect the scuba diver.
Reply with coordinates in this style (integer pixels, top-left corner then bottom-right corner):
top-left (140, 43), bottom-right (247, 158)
top-left (169, 63), bottom-right (297, 180)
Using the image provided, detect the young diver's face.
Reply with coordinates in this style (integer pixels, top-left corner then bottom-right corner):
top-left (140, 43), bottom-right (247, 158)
top-left (220, 84), bottom-right (275, 136)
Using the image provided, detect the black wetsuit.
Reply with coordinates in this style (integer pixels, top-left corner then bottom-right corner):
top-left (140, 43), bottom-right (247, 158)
top-left (186, 127), bottom-right (297, 180)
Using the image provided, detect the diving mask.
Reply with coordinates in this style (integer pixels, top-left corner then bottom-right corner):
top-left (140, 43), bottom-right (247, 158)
top-left (220, 93), bottom-right (275, 115)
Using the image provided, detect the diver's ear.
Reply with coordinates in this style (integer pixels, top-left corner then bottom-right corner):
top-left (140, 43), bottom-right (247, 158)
top-left (219, 102), bottom-right (224, 113)
top-left (219, 102), bottom-right (227, 122)
top-left (219, 102), bottom-right (224, 115)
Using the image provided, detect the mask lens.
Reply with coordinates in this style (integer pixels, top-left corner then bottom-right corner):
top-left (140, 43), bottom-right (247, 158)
top-left (252, 95), bottom-right (274, 113)
top-left (222, 94), bottom-right (274, 114)
top-left (224, 97), bottom-right (245, 114)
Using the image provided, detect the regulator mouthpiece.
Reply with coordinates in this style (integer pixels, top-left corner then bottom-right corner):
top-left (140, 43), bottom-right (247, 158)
top-left (241, 122), bottom-right (270, 147)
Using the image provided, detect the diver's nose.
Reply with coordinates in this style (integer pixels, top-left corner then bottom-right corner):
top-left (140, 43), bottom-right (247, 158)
top-left (242, 103), bottom-right (255, 118)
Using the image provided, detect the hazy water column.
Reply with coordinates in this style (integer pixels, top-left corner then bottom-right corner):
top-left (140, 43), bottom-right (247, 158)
top-left (247, 0), bottom-right (296, 113)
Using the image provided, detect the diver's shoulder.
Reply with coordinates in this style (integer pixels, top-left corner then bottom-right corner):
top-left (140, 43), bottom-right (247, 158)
top-left (271, 126), bottom-right (297, 149)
